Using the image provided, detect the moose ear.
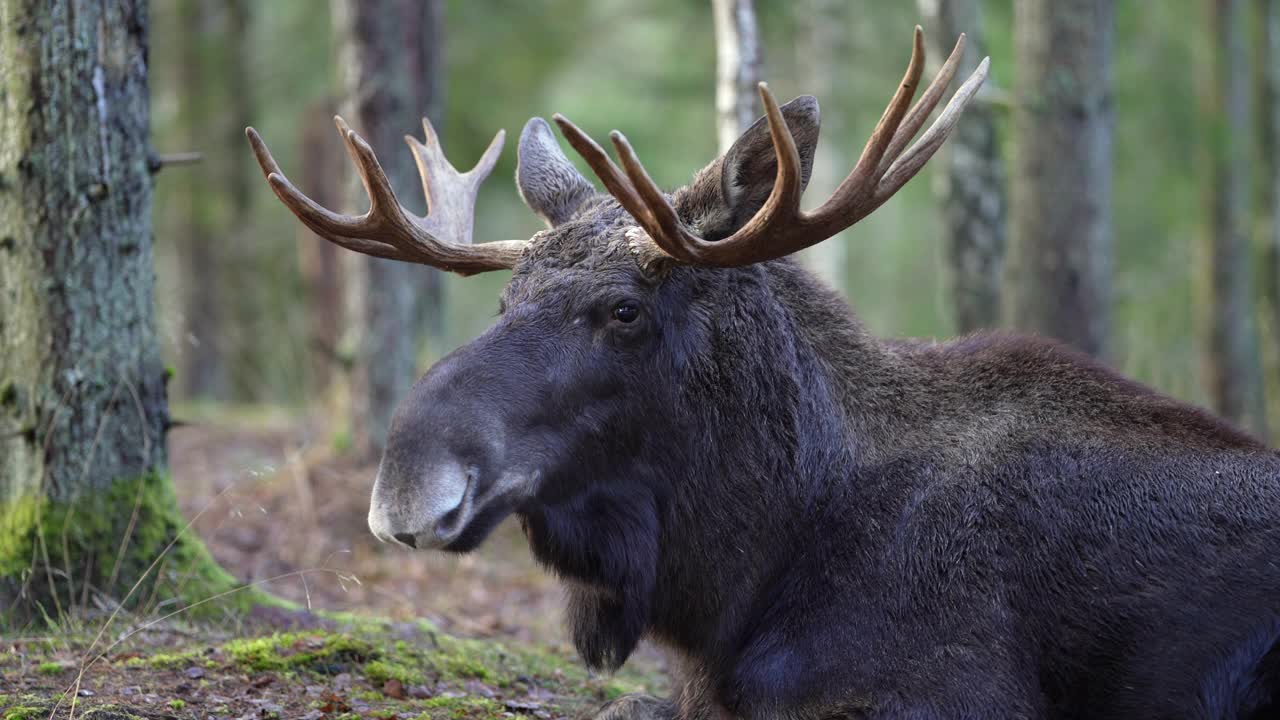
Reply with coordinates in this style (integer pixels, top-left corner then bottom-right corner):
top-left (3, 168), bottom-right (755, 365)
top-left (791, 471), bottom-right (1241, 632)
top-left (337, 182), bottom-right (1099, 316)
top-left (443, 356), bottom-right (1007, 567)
top-left (674, 95), bottom-right (820, 240)
top-left (516, 117), bottom-right (596, 227)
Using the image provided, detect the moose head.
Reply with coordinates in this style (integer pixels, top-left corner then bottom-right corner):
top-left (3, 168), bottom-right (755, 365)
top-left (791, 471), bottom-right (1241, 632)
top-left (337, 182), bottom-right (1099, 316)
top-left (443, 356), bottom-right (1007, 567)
top-left (247, 28), bottom-right (986, 557)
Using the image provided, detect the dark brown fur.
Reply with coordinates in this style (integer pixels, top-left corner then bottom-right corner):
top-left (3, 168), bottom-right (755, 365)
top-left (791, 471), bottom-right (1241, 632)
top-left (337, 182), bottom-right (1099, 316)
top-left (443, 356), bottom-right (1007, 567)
top-left (370, 100), bottom-right (1280, 719)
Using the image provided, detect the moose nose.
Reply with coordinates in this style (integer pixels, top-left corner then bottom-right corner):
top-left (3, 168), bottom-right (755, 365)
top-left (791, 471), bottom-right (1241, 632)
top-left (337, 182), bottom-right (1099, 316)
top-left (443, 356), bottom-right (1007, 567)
top-left (393, 533), bottom-right (418, 549)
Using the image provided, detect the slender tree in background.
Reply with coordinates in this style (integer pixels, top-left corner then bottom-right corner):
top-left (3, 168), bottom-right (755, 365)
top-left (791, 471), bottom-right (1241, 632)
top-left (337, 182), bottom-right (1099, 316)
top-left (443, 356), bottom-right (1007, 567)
top-left (224, 0), bottom-right (261, 398)
top-left (175, 0), bottom-right (226, 399)
top-left (332, 0), bottom-right (445, 457)
top-left (297, 99), bottom-right (347, 397)
top-left (0, 0), bottom-right (236, 621)
top-left (711, 0), bottom-right (761, 154)
top-left (1199, 0), bottom-right (1267, 434)
top-left (918, 0), bottom-right (1007, 333)
top-left (1006, 0), bottom-right (1113, 357)
top-left (796, 0), bottom-right (848, 291)
top-left (1262, 0), bottom-right (1280, 390)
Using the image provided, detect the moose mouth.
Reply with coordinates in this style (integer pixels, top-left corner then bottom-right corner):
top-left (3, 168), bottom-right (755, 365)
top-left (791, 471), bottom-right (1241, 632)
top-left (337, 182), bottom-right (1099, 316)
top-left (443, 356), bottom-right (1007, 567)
top-left (374, 466), bottom-right (535, 553)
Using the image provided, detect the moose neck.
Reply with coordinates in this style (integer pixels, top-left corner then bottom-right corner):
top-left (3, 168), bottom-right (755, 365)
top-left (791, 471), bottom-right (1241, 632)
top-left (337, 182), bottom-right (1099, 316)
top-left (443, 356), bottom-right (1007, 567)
top-left (644, 259), bottom-right (926, 657)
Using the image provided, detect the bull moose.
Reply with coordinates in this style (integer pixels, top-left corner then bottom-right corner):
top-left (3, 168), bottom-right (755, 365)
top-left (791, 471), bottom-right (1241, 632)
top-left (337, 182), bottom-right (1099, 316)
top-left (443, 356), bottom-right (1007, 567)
top-left (247, 28), bottom-right (1280, 720)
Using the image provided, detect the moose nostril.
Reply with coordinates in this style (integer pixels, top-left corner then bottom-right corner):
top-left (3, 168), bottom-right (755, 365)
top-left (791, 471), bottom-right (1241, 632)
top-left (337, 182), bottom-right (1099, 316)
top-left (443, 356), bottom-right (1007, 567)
top-left (393, 532), bottom-right (418, 549)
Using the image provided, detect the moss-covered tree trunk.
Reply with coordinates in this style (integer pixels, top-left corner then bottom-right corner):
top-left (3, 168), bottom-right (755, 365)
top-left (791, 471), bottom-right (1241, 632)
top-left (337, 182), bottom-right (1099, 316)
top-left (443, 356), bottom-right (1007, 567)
top-left (1006, 0), bottom-right (1113, 357)
top-left (0, 0), bottom-right (237, 624)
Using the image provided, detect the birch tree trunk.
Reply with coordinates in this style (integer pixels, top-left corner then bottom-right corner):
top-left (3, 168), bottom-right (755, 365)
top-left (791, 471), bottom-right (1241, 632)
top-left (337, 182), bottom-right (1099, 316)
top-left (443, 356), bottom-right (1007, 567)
top-left (712, 0), bottom-right (761, 155)
top-left (918, 0), bottom-right (1006, 333)
top-left (1198, 0), bottom-right (1267, 434)
top-left (0, 0), bottom-right (237, 622)
top-left (332, 0), bottom-right (444, 458)
top-left (795, 0), bottom-right (848, 291)
top-left (1006, 0), bottom-right (1114, 357)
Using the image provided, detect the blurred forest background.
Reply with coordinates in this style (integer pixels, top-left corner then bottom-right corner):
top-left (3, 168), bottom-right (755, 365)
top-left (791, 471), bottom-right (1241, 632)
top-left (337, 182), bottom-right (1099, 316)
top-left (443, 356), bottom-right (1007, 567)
top-left (151, 0), bottom-right (1280, 446)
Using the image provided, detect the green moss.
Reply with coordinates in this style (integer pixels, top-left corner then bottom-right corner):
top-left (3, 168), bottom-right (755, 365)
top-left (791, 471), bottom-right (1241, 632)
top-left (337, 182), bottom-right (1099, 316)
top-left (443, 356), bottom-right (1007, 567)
top-left (34, 660), bottom-right (64, 675)
top-left (80, 706), bottom-right (149, 719)
top-left (417, 695), bottom-right (506, 720)
top-left (167, 699), bottom-right (186, 710)
top-left (146, 650), bottom-right (201, 669)
top-left (0, 471), bottom-right (275, 627)
top-left (223, 631), bottom-right (376, 672)
top-left (364, 658), bottom-right (421, 685)
top-left (3, 707), bottom-right (46, 720)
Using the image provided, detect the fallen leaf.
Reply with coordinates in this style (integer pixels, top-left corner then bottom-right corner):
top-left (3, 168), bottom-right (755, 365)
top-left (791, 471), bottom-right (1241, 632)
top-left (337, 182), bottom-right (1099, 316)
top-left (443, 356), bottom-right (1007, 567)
top-left (383, 678), bottom-right (406, 699)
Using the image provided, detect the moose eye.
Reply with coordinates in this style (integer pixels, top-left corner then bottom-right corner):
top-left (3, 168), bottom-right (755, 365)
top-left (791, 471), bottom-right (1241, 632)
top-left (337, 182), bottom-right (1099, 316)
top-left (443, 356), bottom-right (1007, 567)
top-left (611, 302), bottom-right (640, 324)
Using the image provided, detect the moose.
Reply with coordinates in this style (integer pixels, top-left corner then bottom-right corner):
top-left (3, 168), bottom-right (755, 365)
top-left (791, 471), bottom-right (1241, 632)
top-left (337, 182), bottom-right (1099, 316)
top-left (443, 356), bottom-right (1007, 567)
top-left (248, 28), bottom-right (1280, 720)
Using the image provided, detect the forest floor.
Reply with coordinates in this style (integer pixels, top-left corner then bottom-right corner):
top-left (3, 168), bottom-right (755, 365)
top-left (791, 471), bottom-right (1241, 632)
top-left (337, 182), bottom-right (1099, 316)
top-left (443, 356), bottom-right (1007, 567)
top-left (1, 412), bottom-right (668, 719)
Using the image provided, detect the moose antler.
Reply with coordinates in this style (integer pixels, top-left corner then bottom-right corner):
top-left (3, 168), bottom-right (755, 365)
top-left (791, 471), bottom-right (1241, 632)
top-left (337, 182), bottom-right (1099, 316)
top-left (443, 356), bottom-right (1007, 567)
top-left (553, 27), bottom-right (990, 266)
top-left (245, 117), bottom-right (526, 276)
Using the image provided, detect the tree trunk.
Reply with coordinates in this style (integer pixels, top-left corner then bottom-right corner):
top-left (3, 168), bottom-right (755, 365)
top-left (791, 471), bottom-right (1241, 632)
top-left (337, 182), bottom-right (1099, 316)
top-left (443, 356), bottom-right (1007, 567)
top-left (918, 0), bottom-right (1007, 333)
top-left (332, 0), bottom-right (444, 458)
top-left (1261, 0), bottom-right (1280, 423)
top-left (1199, 0), bottom-right (1268, 434)
top-left (711, 0), bottom-right (761, 155)
top-left (298, 100), bottom-right (347, 397)
top-left (407, 0), bottom-right (447, 348)
top-left (175, 0), bottom-right (226, 400)
top-left (223, 0), bottom-right (262, 400)
top-left (795, 0), bottom-right (848, 292)
top-left (0, 0), bottom-right (238, 623)
top-left (1006, 0), bottom-right (1113, 357)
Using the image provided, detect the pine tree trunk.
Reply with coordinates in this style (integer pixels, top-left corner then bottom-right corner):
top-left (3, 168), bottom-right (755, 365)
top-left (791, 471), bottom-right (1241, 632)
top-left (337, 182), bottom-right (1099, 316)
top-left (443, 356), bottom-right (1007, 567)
top-left (711, 0), bottom-right (761, 154)
top-left (1006, 0), bottom-right (1114, 357)
top-left (175, 0), bottom-right (226, 400)
top-left (0, 0), bottom-right (239, 622)
top-left (332, 0), bottom-right (442, 458)
top-left (298, 100), bottom-right (347, 397)
top-left (919, 0), bottom-right (1007, 333)
top-left (1199, 0), bottom-right (1268, 435)
top-left (224, 0), bottom-right (262, 400)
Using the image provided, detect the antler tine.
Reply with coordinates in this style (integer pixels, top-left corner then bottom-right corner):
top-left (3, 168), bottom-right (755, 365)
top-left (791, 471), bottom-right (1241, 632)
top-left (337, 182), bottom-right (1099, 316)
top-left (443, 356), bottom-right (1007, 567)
top-left (244, 124), bottom-right (391, 244)
top-left (464, 128), bottom-right (507, 183)
top-left (608, 130), bottom-right (697, 261)
top-left (818, 26), bottom-right (927, 220)
top-left (871, 56), bottom-right (990, 209)
top-left (875, 32), bottom-right (966, 179)
top-left (551, 27), bottom-right (986, 269)
top-left (551, 114), bottom-right (654, 226)
top-left (246, 118), bottom-right (526, 276)
top-left (335, 116), bottom-right (407, 221)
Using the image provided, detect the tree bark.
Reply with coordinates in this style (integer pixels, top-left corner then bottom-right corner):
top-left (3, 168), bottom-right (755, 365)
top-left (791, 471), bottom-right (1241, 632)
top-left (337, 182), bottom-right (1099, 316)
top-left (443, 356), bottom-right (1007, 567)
top-left (795, 0), bottom-right (847, 292)
top-left (223, 0), bottom-right (262, 399)
top-left (332, 0), bottom-right (444, 458)
top-left (174, 0), bottom-right (226, 400)
top-left (298, 100), bottom-right (347, 397)
top-left (712, 0), bottom-right (761, 155)
top-left (1006, 0), bottom-right (1113, 357)
top-left (918, 0), bottom-right (1007, 333)
top-left (1261, 0), bottom-right (1280, 410)
top-left (0, 0), bottom-right (238, 622)
top-left (1198, 0), bottom-right (1268, 434)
